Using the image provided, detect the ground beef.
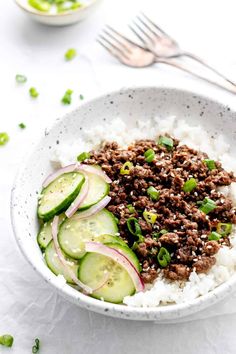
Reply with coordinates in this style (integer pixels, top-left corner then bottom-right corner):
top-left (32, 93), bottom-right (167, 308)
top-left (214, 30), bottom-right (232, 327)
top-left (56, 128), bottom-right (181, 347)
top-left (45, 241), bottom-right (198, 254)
top-left (86, 137), bottom-right (236, 284)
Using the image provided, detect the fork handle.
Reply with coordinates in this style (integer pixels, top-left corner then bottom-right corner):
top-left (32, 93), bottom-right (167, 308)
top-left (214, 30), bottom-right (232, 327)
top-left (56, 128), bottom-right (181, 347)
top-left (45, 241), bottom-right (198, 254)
top-left (155, 58), bottom-right (236, 94)
top-left (183, 52), bottom-right (236, 87)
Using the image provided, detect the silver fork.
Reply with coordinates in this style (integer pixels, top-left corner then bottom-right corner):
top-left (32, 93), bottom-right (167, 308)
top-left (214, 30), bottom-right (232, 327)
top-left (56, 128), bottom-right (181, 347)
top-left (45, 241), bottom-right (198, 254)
top-left (130, 13), bottom-right (236, 87)
top-left (97, 27), bottom-right (236, 94)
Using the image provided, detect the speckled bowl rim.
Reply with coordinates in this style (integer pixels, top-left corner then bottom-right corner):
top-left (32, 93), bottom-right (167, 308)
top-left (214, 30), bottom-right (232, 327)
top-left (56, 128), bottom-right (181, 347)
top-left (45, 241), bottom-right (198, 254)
top-left (11, 86), bottom-right (236, 322)
top-left (15, 0), bottom-right (99, 18)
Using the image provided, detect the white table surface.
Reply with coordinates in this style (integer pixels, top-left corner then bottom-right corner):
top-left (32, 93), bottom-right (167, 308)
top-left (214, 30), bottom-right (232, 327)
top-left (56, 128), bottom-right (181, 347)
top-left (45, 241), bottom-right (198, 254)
top-left (1, 0), bottom-right (236, 353)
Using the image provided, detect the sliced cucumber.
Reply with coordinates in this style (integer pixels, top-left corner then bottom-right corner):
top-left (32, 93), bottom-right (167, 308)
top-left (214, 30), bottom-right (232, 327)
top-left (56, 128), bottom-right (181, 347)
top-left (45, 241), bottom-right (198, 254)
top-left (38, 172), bottom-right (84, 221)
top-left (37, 213), bottom-right (66, 250)
top-left (96, 234), bottom-right (127, 247)
top-left (45, 240), bottom-right (79, 284)
top-left (78, 252), bottom-right (135, 303)
top-left (105, 242), bottom-right (141, 272)
top-left (58, 209), bottom-right (118, 259)
top-left (78, 167), bottom-right (110, 210)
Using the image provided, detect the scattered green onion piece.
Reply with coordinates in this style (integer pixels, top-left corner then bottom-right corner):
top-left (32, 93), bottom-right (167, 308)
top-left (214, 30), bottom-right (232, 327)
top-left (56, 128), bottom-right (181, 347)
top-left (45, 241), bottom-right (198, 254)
top-left (143, 211), bottom-right (157, 224)
top-left (28, 0), bottom-right (51, 12)
top-left (216, 223), bottom-right (232, 237)
top-left (147, 186), bottom-right (160, 201)
top-left (19, 123), bottom-right (26, 129)
top-left (32, 338), bottom-right (40, 353)
top-left (158, 136), bottom-right (174, 150)
top-left (198, 197), bottom-right (216, 214)
top-left (120, 161), bottom-right (133, 175)
top-left (0, 334), bottom-right (14, 347)
top-left (182, 178), bottom-right (197, 193)
top-left (65, 48), bottom-right (77, 61)
top-left (29, 87), bottom-right (39, 98)
top-left (157, 247), bottom-right (171, 267)
top-left (208, 231), bottom-right (221, 241)
top-left (126, 217), bottom-right (144, 244)
top-left (0, 132), bottom-right (9, 146)
top-left (77, 152), bottom-right (90, 162)
top-left (203, 159), bottom-right (216, 171)
top-left (80, 94), bottom-right (84, 100)
top-left (61, 89), bottom-right (73, 105)
top-left (127, 204), bottom-right (135, 213)
top-left (16, 74), bottom-right (27, 84)
top-left (144, 149), bottom-right (155, 163)
top-left (153, 229), bottom-right (168, 239)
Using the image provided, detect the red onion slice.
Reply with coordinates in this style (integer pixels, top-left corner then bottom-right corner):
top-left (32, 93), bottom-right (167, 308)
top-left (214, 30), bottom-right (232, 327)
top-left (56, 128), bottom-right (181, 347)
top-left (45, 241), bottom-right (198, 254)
top-left (43, 164), bottom-right (77, 188)
top-left (85, 242), bottom-right (144, 293)
top-left (75, 196), bottom-right (111, 220)
top-left (65, 175), bottom-right (89, 218)
top-left (77, 164), bottom-right (112, 183)
top-left (51, 216), bottom-right (93, 294)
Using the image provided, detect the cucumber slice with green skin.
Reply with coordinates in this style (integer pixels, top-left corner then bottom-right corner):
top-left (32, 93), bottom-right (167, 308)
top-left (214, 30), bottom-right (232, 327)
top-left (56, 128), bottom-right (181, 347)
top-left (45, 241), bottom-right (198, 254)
top-left (58, 209), bottom-right (118, 259)
top-left (78, 170), bottom-right (110, 211)
top-left (105, 242), bottom-right (141, 272)
top-left (96, 234), bottom-right (127, 247)
top-left (78, 252), bottom-right (135, 303)
top-left (45, 240), bottom-right (79, 284)
top-left (38, 172), bottom-right (85, 221)
top-left (37, 213), bottom-right (66, 250)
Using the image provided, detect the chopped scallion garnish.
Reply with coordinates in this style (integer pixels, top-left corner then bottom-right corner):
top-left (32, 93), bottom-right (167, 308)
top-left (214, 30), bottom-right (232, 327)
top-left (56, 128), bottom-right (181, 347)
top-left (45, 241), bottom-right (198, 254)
top-left (158, 136), bottom-right (174, 150)
top-left (208, 231), bottom-right (221, 241)
top-left (153, 229), bottom-right (168, 239)
top-left (0, 334), bottom-right (14, 347)
top-left (28, 0), bottom-right (51, 12)
top-left (61, 89), bottom-right (73, 105)
top-left (203, 159), bottom-right (216, 171)
top-left (80, 94), bottom-right (84, 100)
top-left (157, 247), bottom-right (171, 267)
top-left (143, 211), bottom-right (157, 224)
top-left (144, 149), bottom-right (155, 163)
top-left (198, 197), bottom-right (216, 214)
top-left (126, 217), bottom-right (143, 243)
top-left (77, 152), bottom-right (90, 162)
top-left (32, 338), bottom-right (40, 353)
top-left (65, 48), bottom-right (77, 61)
top-left (182, 178), bottom-right (197, 192)
top-left (19, 123), bottom-right (26, 129)
top-left (216, 223), bottom-right (232, 237)
top-left (0, 132), bottom-right (9, 146)
top-left (16, 74), bottom-right (27, 83)
top-left (127, 204), bottom-right (135, 213)
top-left (120, 161), bottom-right (133, 175)
top-left (147, 186), bottom-right (160, 201)
top-left (29, 87), bottom-right (39, 98)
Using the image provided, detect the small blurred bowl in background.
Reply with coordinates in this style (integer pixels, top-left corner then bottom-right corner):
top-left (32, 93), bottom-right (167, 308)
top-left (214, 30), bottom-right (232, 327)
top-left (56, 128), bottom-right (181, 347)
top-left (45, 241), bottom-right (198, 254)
top-left (15, 0), bottom-right (101, 26)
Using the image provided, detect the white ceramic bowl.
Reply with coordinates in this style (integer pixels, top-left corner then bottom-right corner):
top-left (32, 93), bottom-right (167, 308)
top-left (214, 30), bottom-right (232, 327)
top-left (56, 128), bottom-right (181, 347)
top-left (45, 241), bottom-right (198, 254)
top-left (15, 0), bottom-right (101, 26)
top-left (11, 86), bottom-right (236, 321)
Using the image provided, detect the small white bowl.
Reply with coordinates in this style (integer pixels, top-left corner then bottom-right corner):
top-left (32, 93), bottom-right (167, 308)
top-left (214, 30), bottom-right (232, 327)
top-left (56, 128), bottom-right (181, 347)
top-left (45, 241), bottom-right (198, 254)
top-left (11, 86), bottom-right (236, 321)
top-left (15, 0), bottom-right (101, 26)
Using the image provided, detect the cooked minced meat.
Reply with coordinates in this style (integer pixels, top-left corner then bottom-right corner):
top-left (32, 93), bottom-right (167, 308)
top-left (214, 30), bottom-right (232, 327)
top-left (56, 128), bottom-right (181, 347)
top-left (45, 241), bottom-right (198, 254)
top-left (86, 137), bottom-right (236, 284)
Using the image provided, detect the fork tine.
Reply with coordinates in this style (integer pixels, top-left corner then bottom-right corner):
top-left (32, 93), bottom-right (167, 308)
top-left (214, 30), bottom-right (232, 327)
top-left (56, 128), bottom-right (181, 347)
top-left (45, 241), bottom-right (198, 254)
top-left (131, 21), bottom-right (154, 44)
top-left (136, 15), bottom-right (160, 37)
top-left (103, 28), bottom-right (132, 53)
top-left (97, 35), bottom-right (129, 60)
top-left (128, 24), bottom-right (146, 45)
top-left (105, 25), bottom-right (134, 45)
top-left (97, 38), bottom-right (125, 62)
top-left (140, 12), bottom-right (172, 39)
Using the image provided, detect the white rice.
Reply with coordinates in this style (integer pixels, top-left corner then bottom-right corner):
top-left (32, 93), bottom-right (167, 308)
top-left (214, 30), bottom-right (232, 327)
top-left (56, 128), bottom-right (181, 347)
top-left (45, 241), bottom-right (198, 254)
top-left (52, 116), bottom-right (236, 307)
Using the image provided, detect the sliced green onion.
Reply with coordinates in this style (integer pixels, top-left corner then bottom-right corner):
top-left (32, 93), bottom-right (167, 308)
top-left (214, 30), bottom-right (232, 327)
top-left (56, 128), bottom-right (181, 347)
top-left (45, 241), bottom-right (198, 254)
top-left (153, 229), bottom-right (168, 239)
top-left (80, 94), bottom-right (84, 100)
top-left (198, 197), bottom-right (216, 214)
top-left (77, 152), bottom-right (90, 162)
top-left (203, 159), bottom-right (216, 171)
top-left (0, 132), bottom-right (9, 146)
top-left (182, 178), bottom-right (197, 192)
top-left (0, 334), bottom-right (14, 347)
top-left (28, 0), bottom-right (51, 12)
top-left (216, 223), bottom-right (232, 237)
top-left (127, 204), bottom-right (135, 213)
top-left (120, 161), bottom-right (133, 175)
top-left (126, 217), bottom-right (144, 244)
top-left (61, 89), bottom-right (73, 105)
top-left (144, 149), bottom-right (155, 163)
top-left (157, 247), bottom-right (171, 267)
top-left (65, 48), bottom-right (77, 61)
top-left (29, 87), bottom-right (39, 98)
top-left (208, 231), bottom-right (221, 241)
top-left (158, 136), bottom-right (174, 150)
top-left (143, 211), bottom-right (157, 224)
top-left (15, 74), bottom-right (27, 83)
top-left (19, 123), bottom-right (26, 129)
top-left (32, 338), bottom-right (40, 353)
top-left (147, 186), bottom-right (160, 201)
